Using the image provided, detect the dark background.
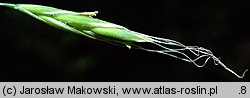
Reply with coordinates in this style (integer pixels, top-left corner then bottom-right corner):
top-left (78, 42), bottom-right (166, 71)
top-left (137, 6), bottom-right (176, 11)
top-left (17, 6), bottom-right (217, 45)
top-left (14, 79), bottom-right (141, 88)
top-left (0, 0), bottom-right (249, 81)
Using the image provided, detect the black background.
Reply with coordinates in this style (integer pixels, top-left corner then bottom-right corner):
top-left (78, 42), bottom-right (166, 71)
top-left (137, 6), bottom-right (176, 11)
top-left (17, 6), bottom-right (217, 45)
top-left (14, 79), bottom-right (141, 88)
top-left (0, 0), bottom-right (249, 81)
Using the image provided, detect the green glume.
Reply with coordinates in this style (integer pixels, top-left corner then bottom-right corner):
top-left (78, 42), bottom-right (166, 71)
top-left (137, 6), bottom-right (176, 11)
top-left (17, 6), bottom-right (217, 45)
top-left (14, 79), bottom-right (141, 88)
top-left (0, 3), bottom-right (247, 78)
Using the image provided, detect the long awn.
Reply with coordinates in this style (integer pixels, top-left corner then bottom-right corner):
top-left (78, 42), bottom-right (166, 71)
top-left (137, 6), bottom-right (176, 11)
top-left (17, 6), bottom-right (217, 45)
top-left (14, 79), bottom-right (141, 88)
top-left (0, 3), bottom-right (247, 78)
